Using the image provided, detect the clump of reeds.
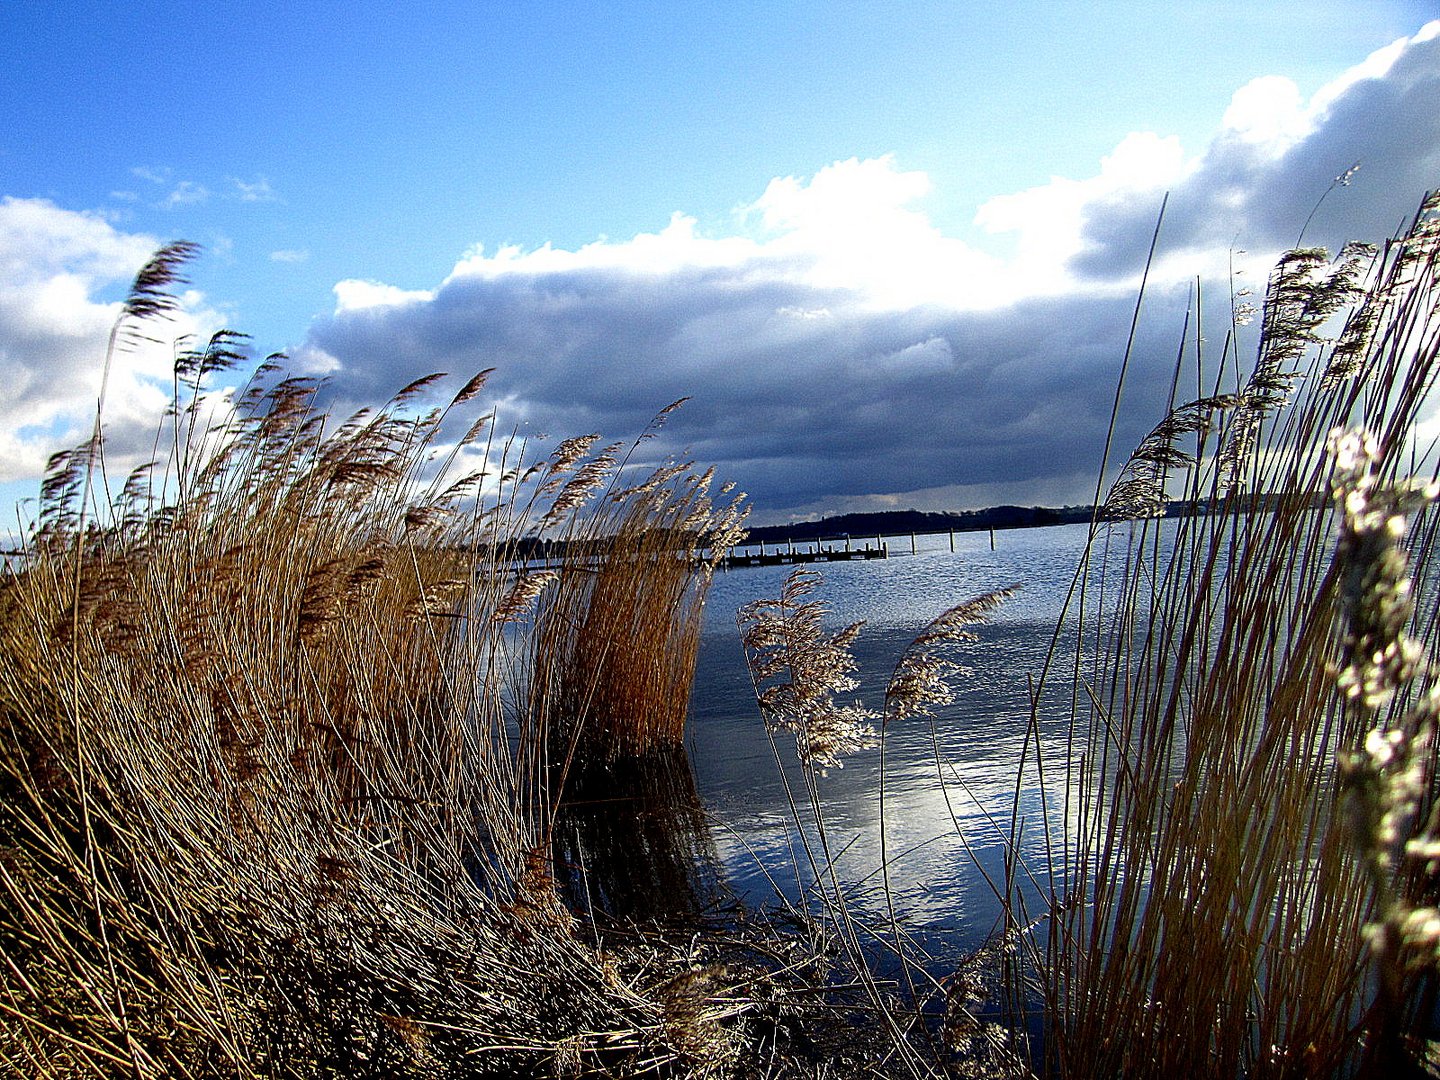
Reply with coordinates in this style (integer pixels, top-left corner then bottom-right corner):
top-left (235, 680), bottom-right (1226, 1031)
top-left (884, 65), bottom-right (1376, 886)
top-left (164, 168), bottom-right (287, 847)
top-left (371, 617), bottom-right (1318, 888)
top-left (524, 443), bottom-right (747, 769)
top-left (1007, 189), bottom-right (1440, 1076)
top-left (0, 245), bottom-right (755, 1076)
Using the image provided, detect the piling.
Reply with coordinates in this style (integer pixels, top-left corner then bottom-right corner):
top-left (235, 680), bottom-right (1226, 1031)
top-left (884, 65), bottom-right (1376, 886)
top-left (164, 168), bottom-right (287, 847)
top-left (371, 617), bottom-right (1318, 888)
top-left (720, 539), bottom-right (890, 569)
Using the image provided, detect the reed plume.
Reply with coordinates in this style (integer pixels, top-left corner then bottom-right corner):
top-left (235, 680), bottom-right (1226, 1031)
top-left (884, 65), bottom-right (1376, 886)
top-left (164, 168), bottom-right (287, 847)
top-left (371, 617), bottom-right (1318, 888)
top-left (738, 568), bottom-right (876, 771)
top-left (884, 588), bottom-right (1016, 725)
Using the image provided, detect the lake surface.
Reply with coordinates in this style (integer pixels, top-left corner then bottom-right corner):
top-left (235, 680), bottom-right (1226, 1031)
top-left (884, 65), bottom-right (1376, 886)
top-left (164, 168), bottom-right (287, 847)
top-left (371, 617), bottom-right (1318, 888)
top-left (685, 522), bottom-right (1104, 958)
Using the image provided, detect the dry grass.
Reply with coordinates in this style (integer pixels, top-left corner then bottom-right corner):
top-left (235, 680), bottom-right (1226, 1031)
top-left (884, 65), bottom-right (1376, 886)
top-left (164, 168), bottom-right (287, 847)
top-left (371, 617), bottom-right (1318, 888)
top-left (1001, 190), bottom-right (1440, 1076)
top-left (0, 245), bottom-right (778, 1077)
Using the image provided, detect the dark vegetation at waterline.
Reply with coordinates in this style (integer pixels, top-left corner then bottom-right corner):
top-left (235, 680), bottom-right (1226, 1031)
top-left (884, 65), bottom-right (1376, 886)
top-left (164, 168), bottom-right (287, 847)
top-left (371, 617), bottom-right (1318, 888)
top-left (0, 186), bottom-right (1437, 1077)
top-left (741, 507), bottom-right (1096, 547)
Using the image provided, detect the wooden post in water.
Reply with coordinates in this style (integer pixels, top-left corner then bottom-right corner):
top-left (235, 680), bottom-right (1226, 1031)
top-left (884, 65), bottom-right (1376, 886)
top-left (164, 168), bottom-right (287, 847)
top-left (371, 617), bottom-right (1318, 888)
top-left (989, 528), bottom-right (996, 551)
top-left (910, 533), bottom-right (917, 555)
top-left (949, 529), bottom-right (955, 552)
top-left (845, 534), bottom-right (851, 552)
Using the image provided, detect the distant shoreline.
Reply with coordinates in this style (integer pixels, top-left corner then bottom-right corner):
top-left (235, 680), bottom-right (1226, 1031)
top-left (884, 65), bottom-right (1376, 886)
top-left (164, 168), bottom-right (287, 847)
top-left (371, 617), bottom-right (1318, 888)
top-left (741, 504), bottom-right (1095, 545)
top-left (742, 490), bottom-right (1331, 545)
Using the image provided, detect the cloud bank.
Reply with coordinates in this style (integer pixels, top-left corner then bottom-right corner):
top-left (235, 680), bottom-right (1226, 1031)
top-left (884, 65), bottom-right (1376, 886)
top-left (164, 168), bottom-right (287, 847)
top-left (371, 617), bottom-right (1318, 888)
top-left (294, 22), bottom-right (1438, 520)
top-left (3, 22), bottom-right (1437, 521)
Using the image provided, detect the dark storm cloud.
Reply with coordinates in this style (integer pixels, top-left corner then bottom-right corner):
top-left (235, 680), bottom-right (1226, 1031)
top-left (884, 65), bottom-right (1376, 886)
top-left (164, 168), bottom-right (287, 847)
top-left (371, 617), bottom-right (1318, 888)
top-left (304, 263), bottom-right (1190, 517)
top-left (296, 24), bottom-right (1439, 520)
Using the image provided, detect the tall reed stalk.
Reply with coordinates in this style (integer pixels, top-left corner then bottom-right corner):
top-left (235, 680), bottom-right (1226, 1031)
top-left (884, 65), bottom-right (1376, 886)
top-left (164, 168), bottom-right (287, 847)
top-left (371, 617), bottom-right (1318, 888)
top-left (1011, 190), bottom-right (1440, 1076)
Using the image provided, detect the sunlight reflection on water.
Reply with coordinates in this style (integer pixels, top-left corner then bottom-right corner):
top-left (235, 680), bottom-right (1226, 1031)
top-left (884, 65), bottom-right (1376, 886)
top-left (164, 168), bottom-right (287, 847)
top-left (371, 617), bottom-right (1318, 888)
top-left (686, 522), bottom-right (1102, 952)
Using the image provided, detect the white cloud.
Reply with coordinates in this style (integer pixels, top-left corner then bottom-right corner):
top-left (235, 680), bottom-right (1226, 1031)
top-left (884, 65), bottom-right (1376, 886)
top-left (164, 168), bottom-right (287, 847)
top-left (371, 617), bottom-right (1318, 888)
top-left (232, 176), bottom-right (278, 203)
top-left (1066, 20), bottom-right (1440, 281)
top-left (748, 155), bottom-right (1003, 309)
top-left (1309, 20), bottom-right (1434, 115)
top-left (975, 131), bottom-right (1191, 290)
top-left (1219, 23), bottom-right (1429, 157)
top-left (270, 248), bottom-right (310, 263)
top-left (0, 197), bottom-right (218, 485)
top-left (130, 165), bottom-right (172, 186)
top-left (332, 279), bottom-right (436, 312)
top-left (128, 165), bottom-right (212, 209)
top-left (1221, 75), bottom-right (1309, 148)
top-left (447, 212), bottom-right (756, 282)
top-left (162, 180), bottom-right (209, 207)
top-left (440, 157), bottom-right (1006, 312)
top-left (421, 137), bottom-right (1193, 330)
top-left (866, 335), bottom-right (954, 377)
top-left (1, 196), bottom-right (151, 283)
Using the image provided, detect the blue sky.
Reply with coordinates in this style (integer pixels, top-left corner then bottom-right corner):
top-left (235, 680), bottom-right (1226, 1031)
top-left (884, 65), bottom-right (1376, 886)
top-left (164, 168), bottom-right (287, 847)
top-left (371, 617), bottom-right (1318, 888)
top-left (3, 1), bottom-right (1439, 526)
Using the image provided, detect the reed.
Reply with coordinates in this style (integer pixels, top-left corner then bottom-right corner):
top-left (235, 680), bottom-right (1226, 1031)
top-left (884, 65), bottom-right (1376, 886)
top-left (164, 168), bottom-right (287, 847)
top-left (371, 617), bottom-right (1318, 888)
top-left (0, 245), bottom-right (756, 1076)
top-left (1005, 190), bottom-right (1440, 1076)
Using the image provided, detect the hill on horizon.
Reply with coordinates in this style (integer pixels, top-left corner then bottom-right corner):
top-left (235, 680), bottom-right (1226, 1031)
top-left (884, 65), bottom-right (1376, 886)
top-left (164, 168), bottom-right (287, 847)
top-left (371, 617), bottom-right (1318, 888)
top-left (741, 504), bottom-right (1095, 544)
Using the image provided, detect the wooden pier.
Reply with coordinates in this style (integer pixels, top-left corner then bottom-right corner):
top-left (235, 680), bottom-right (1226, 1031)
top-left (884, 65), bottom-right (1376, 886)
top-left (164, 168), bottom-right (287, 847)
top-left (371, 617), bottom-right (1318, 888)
top-left (722, 539), bottom-right (887, 570)
top-left (487, 534), bottom-right (898, 575)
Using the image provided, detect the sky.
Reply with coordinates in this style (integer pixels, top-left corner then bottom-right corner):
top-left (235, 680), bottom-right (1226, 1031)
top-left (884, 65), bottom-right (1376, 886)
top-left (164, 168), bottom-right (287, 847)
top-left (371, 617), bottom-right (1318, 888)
top-left (3, 1), bottom-right (1440, 528)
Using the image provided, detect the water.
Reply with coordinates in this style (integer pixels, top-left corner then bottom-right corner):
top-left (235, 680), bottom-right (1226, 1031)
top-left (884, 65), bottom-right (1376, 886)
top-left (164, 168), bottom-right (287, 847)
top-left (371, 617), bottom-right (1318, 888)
top-left (685, 522), bottom-right (1098, 954)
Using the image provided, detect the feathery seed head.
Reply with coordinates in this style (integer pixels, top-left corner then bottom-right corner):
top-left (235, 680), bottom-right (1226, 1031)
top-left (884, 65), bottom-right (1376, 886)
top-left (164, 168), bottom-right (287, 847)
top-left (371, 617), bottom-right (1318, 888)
top-left (1328, 427), bottom-right (1437, 708)
top-left (885, 588), bottom-right (1015, 725)
top-left (449, 367), bottom-right (495, 408)
top-left (739, 569), bottom-right (877, 771)
top-left (492, 570), bottom-right (559, 624)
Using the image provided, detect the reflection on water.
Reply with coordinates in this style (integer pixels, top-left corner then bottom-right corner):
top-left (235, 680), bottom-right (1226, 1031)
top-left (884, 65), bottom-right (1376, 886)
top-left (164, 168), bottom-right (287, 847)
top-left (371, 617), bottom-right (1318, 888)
top-left (687, 523), bottom-right (1103, 952)
top-left (552, 746), bottom-right (722, 924)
